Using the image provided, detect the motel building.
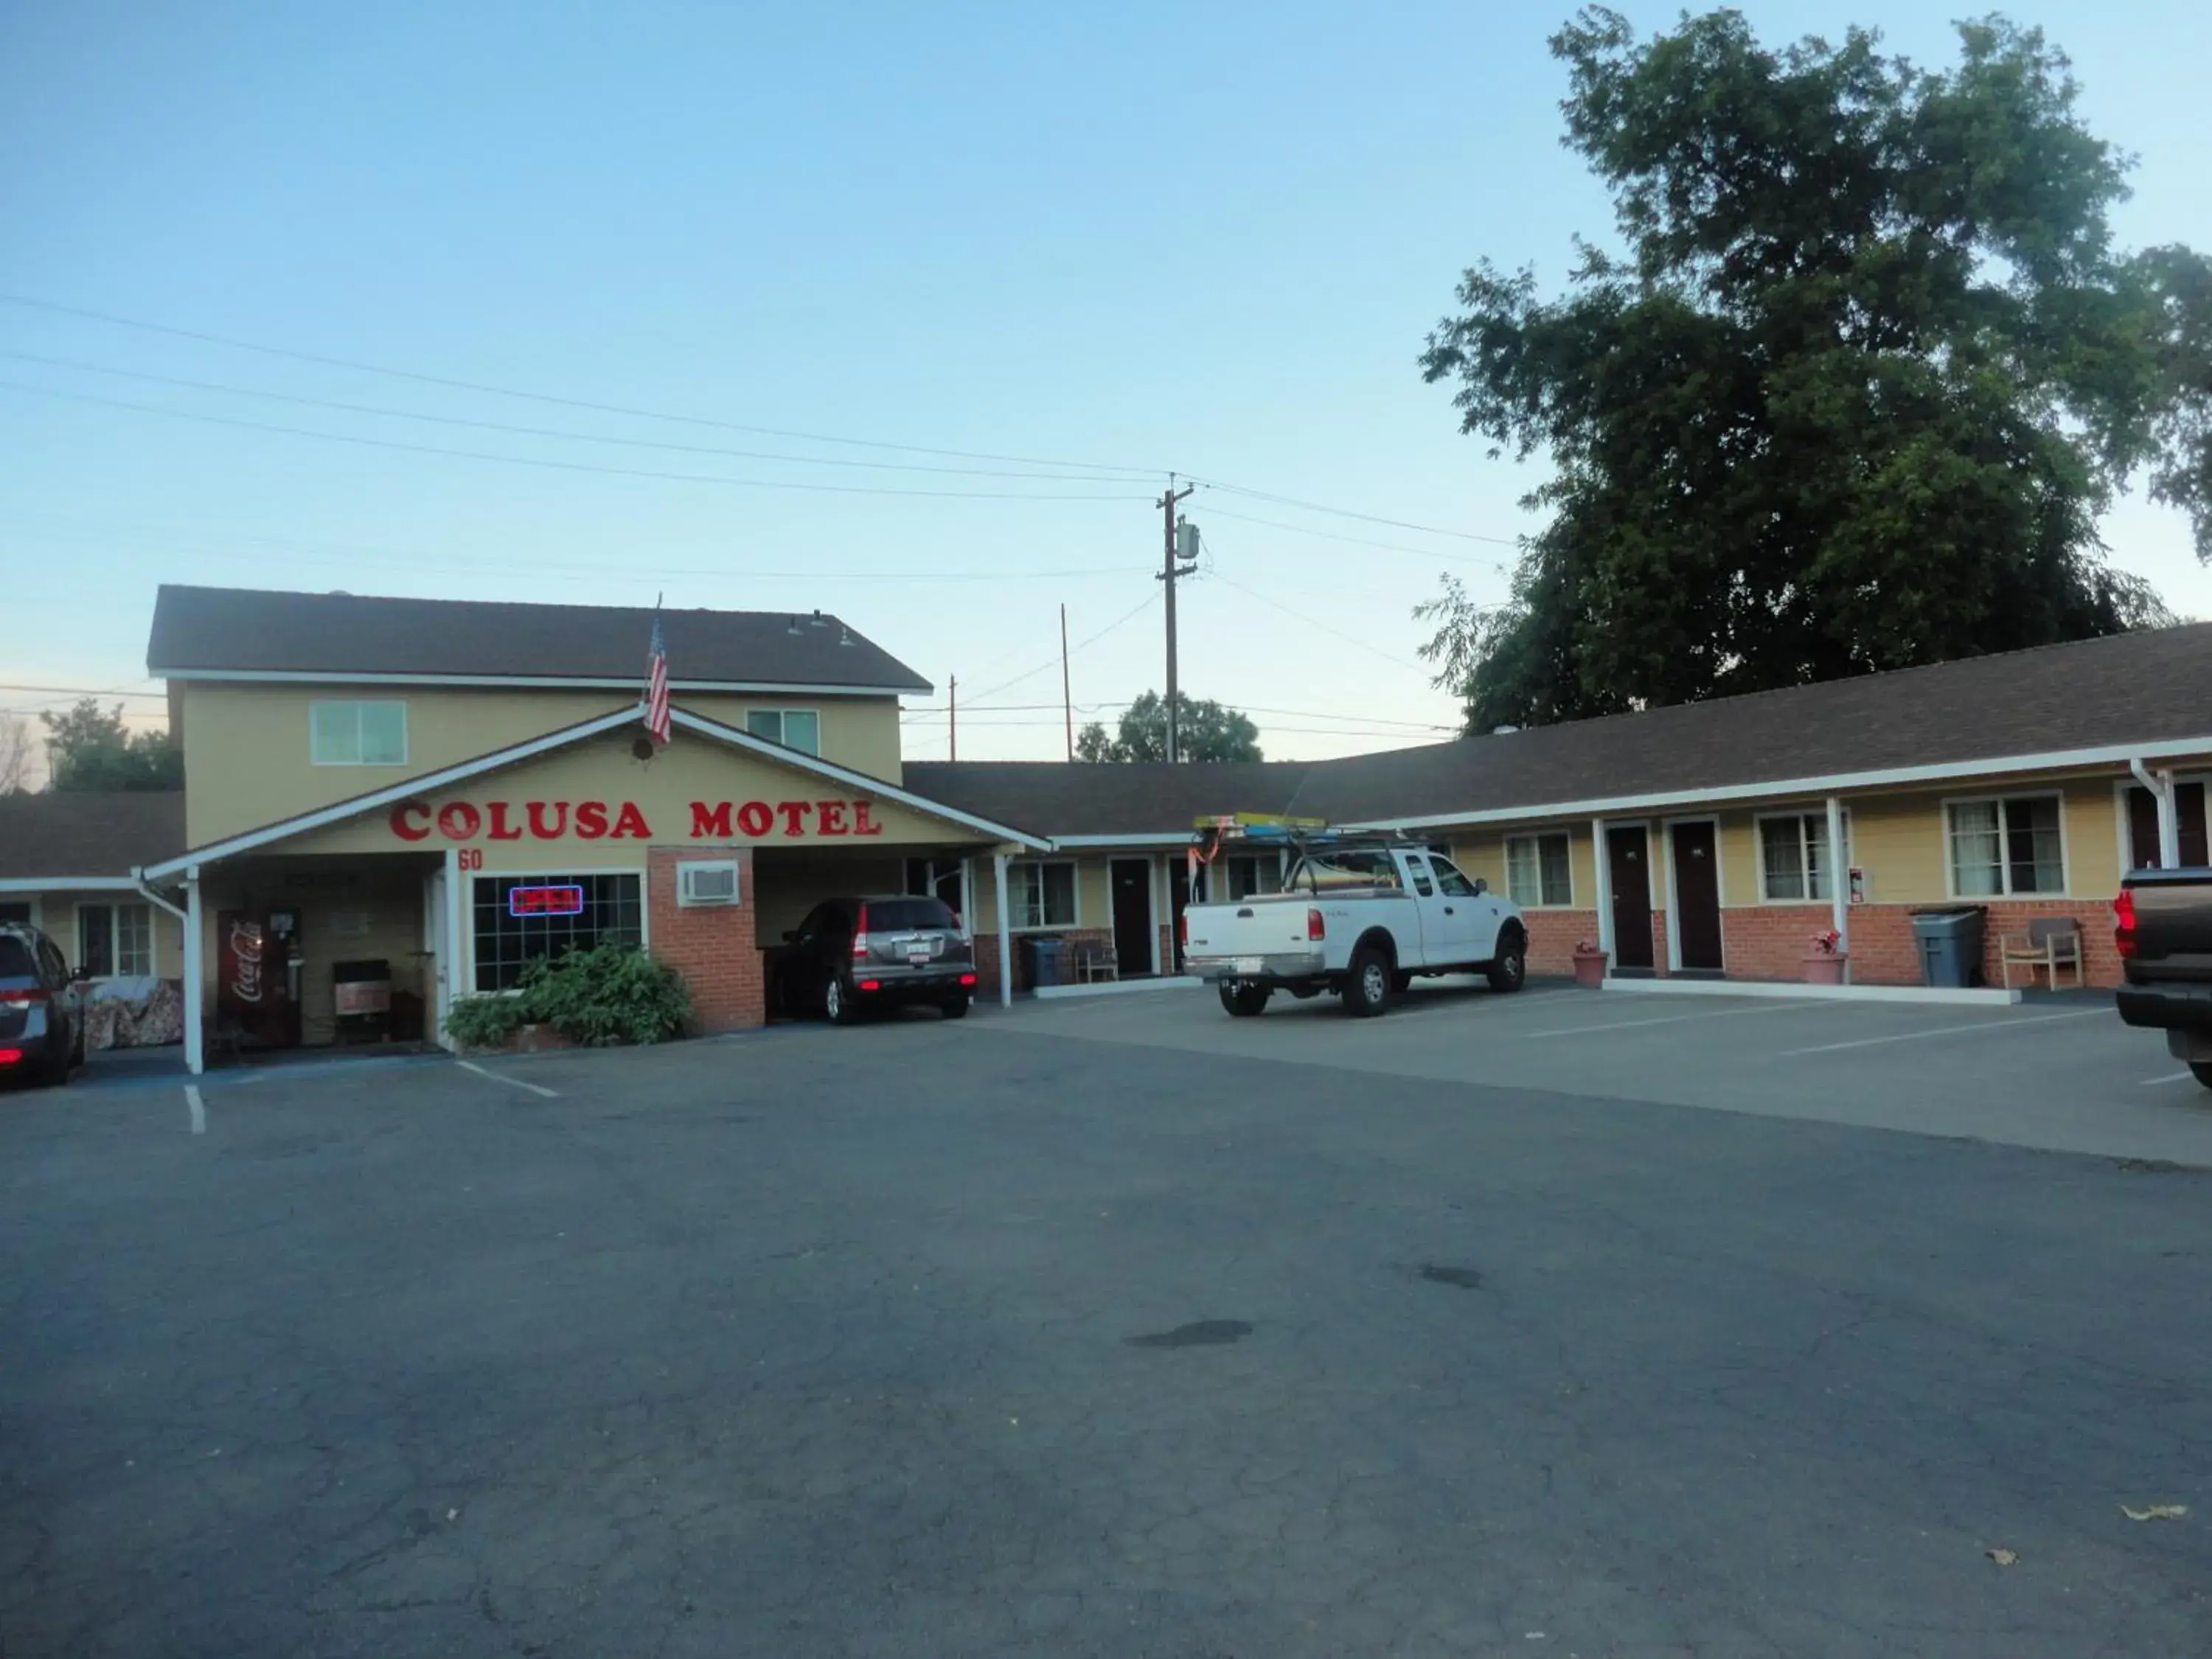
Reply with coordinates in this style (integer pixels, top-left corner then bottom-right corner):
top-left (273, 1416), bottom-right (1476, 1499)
top-left (7, 584), bottom-right (2212, 1077)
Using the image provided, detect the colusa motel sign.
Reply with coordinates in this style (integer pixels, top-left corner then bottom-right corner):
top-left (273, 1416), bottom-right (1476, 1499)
top-left (388, 798), bottom-right (888, 844)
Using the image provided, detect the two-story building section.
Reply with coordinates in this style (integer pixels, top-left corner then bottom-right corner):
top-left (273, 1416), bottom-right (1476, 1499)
top-left (136, 585), bottom-right (1050, 1072)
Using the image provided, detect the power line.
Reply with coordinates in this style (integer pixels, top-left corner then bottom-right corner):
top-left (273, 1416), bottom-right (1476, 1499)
top-left (1194, 506), bottom-right (1522, 574)
top-left (0, 350), bottom-right (1161, 484)
top-left (0, 293), bottom-right (1160, 476)
top-left (901, 697), bottom-right (1452, 730)
top-left (1206, 571), bottom-right (1433, 675)
top-left (1187, 476), bottom-right (1525, 546)
top-left (922, 591), bottom-right (1161, 714)
top-left (0, 380), bottom-right (1157, 502)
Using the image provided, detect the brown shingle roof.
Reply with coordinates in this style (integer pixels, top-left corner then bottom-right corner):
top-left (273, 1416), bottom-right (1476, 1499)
top-left (0, 792), bottom-right (186, 881)
top-left (147, 585), bottom-right (932, 692)
top-left (911, 624), bottom-right (2212, 835)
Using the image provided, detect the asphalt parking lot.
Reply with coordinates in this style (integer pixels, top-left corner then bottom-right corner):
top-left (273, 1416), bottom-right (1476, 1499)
top-left (4, 985), bottom-right (2208, 1657)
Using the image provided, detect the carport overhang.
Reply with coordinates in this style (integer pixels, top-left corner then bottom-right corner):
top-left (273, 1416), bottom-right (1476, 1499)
top-left (137, 703), bottom-right (1052, 1074)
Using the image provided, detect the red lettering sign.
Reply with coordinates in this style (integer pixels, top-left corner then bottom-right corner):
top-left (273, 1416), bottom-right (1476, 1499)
top-left (528, 801), bottom-right (569, 838)
top-left (438, 802), bottom-right (483, 841)
top-left (574, 801), bottom-right (611, 839)
top-left (854, 800), bottom-right (881, 837)
top-left (228, 918), bottom-right (264, 1004)
top-left (610, 802), bottom-right (651, 839)
top-left (389, 796), bottom-right (885, 844)
top-left (390, 802), bottom-right (431, 842)
top-left (777, 801), bottom-right (813, 837)
top-left (691, 801), bottom-right (734, 839)
top-left (736, 800), bottom-right (774, 837)
top-left (487, 801), bottom-right (524, 841)
top-left (816, 800), bottom-right (850, 836)
top-left (507, 883), bottom-right (586, 917)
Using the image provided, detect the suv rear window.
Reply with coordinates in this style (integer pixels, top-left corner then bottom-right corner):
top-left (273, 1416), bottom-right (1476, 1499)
top-left (863, 898), bottom-right (957, 931)
top-left (0, 937), bottom-right (38, 980)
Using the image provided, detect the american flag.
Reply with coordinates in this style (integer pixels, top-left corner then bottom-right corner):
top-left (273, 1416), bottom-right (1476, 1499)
top-left (644, 614), bottom-right (671, 745)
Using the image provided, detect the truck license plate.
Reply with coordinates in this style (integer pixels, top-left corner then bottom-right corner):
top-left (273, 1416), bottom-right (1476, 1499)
top-left (1234, 956), bottom-right (1264, 975)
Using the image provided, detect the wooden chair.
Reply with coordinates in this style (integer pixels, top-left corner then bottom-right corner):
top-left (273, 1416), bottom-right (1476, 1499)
top-left (2000, 918), bottom-right (2084, 990)
top-left (1074, 940), bottom-right (1121, 984)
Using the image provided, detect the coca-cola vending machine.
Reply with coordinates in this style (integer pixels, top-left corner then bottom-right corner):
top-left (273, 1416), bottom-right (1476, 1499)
top-left (218, 911), bottom-right (302, 1048)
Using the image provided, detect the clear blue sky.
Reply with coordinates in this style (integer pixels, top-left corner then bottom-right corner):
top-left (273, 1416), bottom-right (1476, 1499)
top-left (4, 1), bottom-right (2208, 764)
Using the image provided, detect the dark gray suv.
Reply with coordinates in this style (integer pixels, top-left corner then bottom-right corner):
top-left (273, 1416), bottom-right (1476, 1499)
top-left (775, 896), bottom-right (977, 1024)
top-left (1, 923), bottom-right (85, 1088)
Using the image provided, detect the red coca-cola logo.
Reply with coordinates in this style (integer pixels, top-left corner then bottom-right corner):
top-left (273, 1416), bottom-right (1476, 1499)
top-left (229, 919), bottom-right (265, 1004)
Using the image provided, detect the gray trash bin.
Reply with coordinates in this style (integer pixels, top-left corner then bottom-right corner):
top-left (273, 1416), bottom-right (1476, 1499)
top-left (1029, 937), bottom-right (1067, 990)
top-left (1910, 906), bottom-right (1987, 988)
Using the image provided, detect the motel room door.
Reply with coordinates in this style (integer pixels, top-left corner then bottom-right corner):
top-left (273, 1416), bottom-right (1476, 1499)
top-left (1109, 858), bottom-right (1155, 977)
top-left (1669, 820), bottom-right (1725, 973)
top-left (1606, 825), bottom-right (1655, 972)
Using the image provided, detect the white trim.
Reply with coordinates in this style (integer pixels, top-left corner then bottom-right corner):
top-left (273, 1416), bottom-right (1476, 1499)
top-left (1106, 854), bottom-right (1158, 976)
top-left (156, 667), bottom-right (930, 697)
top-left (71, 897), bottom-right (156, 979)
top-left (1940, 788), bottom-right (2070, 900)
top-left (183, 872), bottom-right (204, 1076)
top-left (1004, 857), bottom-right (1082, 932)
top-left (465, 866), bottom-right (649, 995)
top-left (1591, 816), bottom-right (1613, 959)
top-left (1049, 832), bottom-right (1192, 849)
top-left (143, 702), bottom-right (1049, 881)
top-left (1662, 814), bottom-right (1724, 974)
top-left (1501, 829), bottom-right (1576, 909)
top-left (1601, 819), bottom-right (1657, 971)
top-left (1034, 975), bottom-right (1203, 1001)
top-left (740, 706), bottom-right (822, 757)
top-left (1341, 734), bottom-right (2212, 833)
top-left (1602, 975), bottom-right (2021, 1007)
top-left (0, 875), bottom-right (150, 894)
top-left (992, 853), bottom-right (1012, 1008)
top-left (441, 846), bottom-right (463, 1047)
top-left (309, 698), bottom-right (411, 768)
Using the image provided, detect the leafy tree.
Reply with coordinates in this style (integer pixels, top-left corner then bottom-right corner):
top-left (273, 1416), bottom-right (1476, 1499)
top-left (0, 714), bottom-right (35, 793)
top-left (1076, 691), bottom-right (1264, 763)
top-left (1418, 8), bottom-right (2211, 731)
top-left (41, 698), bottom-right (184, 792)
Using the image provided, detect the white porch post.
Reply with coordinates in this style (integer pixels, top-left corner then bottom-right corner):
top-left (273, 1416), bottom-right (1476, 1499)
top-left (1590, 818), bottom-right (1613, 961)
top-left (443, 845), bottom-right (465, 1039)
top-left (182, 869), bottom-right (204, 1076)
top-left (959, 858), bottom-right (975, 941)
top-left (993, 852), bottom-right (1013, 1008)
top-left (1825, 794), bottom-right (1849, 981)
top-left (2159, 771), bottom-right (2183, 869)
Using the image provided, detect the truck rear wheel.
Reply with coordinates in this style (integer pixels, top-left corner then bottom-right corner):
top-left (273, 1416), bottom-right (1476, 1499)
top-left (1343, 947), bottom-right (1392, 1018)
top-left (1219, 982), bottom-right (1271, 1018)
top-left (2193, 1062), bottom-right (2212, 1091)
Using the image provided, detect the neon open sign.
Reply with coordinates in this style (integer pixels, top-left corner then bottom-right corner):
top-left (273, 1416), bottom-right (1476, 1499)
top-left (507, 884), bottom-right (587, 918)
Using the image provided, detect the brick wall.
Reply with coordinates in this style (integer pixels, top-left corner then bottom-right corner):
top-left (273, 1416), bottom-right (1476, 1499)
top-left (1719, 900), bottom-right (2120, 989)
top-left (1522, 910), bottom-right (1600, 975)
top-left (970, 926), bottom-right (1118, 993)
top-left (646, 846), bottom-right (765, 1033)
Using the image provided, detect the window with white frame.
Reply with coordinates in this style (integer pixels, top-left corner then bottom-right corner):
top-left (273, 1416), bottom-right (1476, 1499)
top-left (1008, 860), bottom-right (1077, 929)
top-left (310, 700), bottom-right (408, 765)
top-left (1225, 854), bottom-right (1281, 900)
top-left (1504, 832), bottom-right (1573, 907)
top-left (1947, 796), bottom-right (2063, 897)
top-left (744, 709), bottom-right (821, 755)
top-left (1758, 812), bottom-right (1848, 902)
top-left (472, 873), bottom-right (642, 991)
top-left (76, 902), bottom-right (153, 978)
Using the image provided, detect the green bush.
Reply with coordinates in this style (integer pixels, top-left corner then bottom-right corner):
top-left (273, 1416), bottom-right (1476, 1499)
top-left (443, 944), bottom-right (692, 1050)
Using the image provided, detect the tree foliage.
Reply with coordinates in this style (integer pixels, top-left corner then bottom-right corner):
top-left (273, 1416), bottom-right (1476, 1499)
top-left (1419, 8), bottom-right (2212, 731)
top-left (40, 698), bottom-right (184, 792)
top-left (0, 714), bottom-right (35, 794)
top-left (1076, 691), bottom-right (1264, 763)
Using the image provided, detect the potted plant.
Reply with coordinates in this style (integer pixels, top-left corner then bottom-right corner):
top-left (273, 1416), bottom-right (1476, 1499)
top-left (1804, 928), bottom-right (1848, 985)
top-left (1571, 939), bottom-right (1608, 988)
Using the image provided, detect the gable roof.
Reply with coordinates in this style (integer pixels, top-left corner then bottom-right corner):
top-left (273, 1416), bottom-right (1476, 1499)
top-left (0, 792), bottom-right (186, 883)
top-left (141, 705), bottom-right (1046, 879)
top-left (146, 585), bottom-right (932, 693)
top-left (911, 623), bottom-right (2212, 835)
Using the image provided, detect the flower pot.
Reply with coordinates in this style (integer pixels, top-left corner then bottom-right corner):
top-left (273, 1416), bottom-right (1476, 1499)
top-left (1572, 950), bottom-right (1609, 989)
top-left (1802, 954), bottom-right (1848, 986)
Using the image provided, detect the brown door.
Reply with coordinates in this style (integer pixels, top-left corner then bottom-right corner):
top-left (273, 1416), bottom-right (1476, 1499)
top-left (1110, 859), bottom-right (1154, 976)
top-left (1607, 827), bottom-right (1655, 970)
top-left (1670, 821), bottom-right (1724, 972)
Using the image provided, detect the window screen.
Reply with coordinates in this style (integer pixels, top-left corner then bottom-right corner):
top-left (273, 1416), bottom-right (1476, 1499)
top-left (473, 873), bottom-right (643, 991)
top-left (745, 709), bottom-right (821, 755)
top-left (310, 701), bottom-right (407, 765)
top-left (1010, 862), bottom-right (1077, 928)
top-left (1505, 833), bottom-right (1572, 905)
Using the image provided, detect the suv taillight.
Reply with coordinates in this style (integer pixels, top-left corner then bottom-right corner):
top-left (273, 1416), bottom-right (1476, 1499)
top-left (852, 903), bottom-right (870, 959)
top-left (1307, 908), bottom-right (1325, 941)
top-left (2114, 888), bottom-right (2138, 959)
top-left (0, 987), bottom-right (47, 1006)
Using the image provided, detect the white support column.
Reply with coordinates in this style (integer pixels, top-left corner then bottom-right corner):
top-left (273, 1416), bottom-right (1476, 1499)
top-left (959, 858), bottom-right (975, 941)
top-left (182, 869), bottom-right (204, 1076)
top-left (1825, 794), bottom-right (1849, 981)
top-left (993, 852), bottom-right (1013, 1008)
top-left (2159, 771), bottom-right (2183, 869)
top-left (444, 845), bottom-right (465, 1028)
top-left (1590, 818), bottom-right (1613, 961)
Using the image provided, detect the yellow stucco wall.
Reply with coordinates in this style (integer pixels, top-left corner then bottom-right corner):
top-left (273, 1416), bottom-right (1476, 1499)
top-left (178, 681), bottom-right (908, 844)
top-left (1448, 824), bottom-right (1596, 911)
top-left (964, 852), bottom-right (1119, 933)
top-left (11, 890), bottom-right (186, 979)
top-left (751, 854), bottom-right (908, 947)
top-left (267, 728), bottom-right (995, 863)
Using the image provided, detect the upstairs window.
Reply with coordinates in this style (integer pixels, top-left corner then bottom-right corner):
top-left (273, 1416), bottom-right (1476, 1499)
top-left (745, 709), bottom-right (821, 756)
top-left (311, 700), bottom-right (408, 765)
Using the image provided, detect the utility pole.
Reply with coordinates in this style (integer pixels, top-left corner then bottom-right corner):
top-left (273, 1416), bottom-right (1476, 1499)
top-left (1060, 605), bottom-right (1073, 762)
top-left (1158, 473), bottom-right (1196, 762)
top-left (948, 675), bottom-right (957, 762)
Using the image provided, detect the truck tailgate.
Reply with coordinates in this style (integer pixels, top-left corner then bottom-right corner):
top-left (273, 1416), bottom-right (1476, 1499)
top-left (1183, 896), bottom-right (1315, 959)
top-left (2125, 871), bottom-right (2212, 979)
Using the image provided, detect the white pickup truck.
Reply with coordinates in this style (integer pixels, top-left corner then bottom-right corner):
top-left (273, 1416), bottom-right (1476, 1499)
top-left (1181, 841), bottom-right (1528, 1017)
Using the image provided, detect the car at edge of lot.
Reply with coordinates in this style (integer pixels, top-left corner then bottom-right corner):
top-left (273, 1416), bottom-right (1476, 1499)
top-left (773, 895), bottom-right (978, 1025)
top-left (0, 922), bottom-right (86, 1089)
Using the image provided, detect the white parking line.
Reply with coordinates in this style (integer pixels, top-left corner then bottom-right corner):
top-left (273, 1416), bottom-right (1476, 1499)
top-left (1778, 1007), bottom-right (2111, 1057)
top-left (1523, 1000), bottom-right (1829, 1039)
top-left (184, 1084), bottom-right (205, 1135)
top-left (2142, 1071), bottom-right (2197, 1086)
top-left (456, 1060), bottom-right (559, 1099)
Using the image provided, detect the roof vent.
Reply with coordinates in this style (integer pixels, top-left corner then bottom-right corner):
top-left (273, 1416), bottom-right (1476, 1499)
top-left (838, 624), bottom-right (854, 647)
top-left (787, 616), bottom-right (804, 636)
top-left (810, 610), bottom-right (830, 628)
top-left (1492, 724), bottom-right (1520, 735)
